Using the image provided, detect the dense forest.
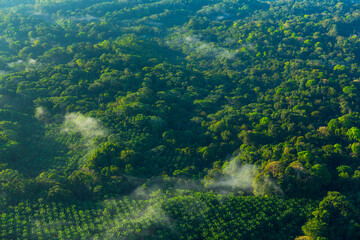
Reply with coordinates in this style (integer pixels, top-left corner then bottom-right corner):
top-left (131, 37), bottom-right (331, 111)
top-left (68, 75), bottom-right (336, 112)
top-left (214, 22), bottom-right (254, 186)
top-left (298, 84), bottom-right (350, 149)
top-left (0, 0), bottom-right (360, 239)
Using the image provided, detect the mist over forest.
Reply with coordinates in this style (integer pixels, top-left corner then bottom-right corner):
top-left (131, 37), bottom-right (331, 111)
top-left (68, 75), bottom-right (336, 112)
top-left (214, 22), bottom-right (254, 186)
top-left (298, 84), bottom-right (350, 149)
top-left (0, 0), bottom-right (360, 239)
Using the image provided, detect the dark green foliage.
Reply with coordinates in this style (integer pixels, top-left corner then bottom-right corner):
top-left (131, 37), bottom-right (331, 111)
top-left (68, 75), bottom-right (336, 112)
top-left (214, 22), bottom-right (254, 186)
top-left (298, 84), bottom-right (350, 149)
top-left (302, 192), bottom-right (360, 240)
top-left (0, 192), bottom-right (315, 240)
top-left (0, 0), bottom-right (359, 238)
